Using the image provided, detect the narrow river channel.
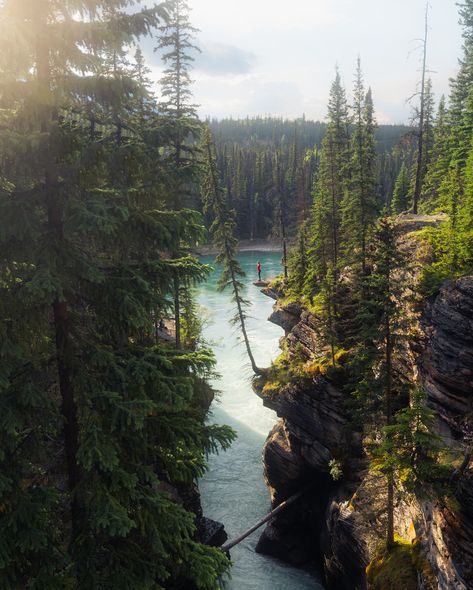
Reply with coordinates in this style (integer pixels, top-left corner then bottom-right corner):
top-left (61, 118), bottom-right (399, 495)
top-left (198, 251), bottom-right (325, 590)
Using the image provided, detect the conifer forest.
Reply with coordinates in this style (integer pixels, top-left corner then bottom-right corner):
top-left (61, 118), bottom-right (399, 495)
top-left (0, 1), bottom-right (472, 590)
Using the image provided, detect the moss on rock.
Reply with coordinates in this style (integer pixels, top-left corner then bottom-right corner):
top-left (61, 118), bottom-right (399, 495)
top-left (366, 536), bottom-right (438, 590)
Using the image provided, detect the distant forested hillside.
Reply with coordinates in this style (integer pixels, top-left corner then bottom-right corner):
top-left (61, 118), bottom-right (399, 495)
top-left (207, 117), bottom-right (413, 239)
top-left (210, 116), bottom-right (408, 152)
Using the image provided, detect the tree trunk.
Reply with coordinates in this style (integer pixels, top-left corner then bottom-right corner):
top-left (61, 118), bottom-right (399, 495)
top-left (174, 275), bottom-right (181, 349)
top-left (385, 297), bottom-right (395, 550)
top-left (52, 288), bottom-right (81, 539)
top-left (387, 472), bottom-right (395, 550)
top-left (413, 4), bottom-right (429, 214)
top-left (282, 233), bottom-right (288, 280)
top-left (329, 138), bottom-right (339, 272)
top-left (274, 151), bottom-right (288, 280)
top-left (36, 6), bottom-right (81, 546)
top-left (358, 124), bottom-right (367, 276)
top-left (229, 259), bottom-right (261, 375)
top-left (280, 192), bottom-right (288, 279)
top-left (328, 280), bottom-right (336, 366)
top-left (450, 449), bottom-right (472, 484)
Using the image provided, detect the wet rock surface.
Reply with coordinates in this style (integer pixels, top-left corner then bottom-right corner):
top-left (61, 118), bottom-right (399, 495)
top-left (197, 516), bottom-right (228, 547)
top-left (176, 481), bottom-right (228, 546)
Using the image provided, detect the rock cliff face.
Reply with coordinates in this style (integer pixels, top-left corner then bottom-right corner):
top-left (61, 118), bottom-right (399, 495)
top-left (256, 276), bottom-right (473, 590)
top-left (420, 277), bottom-right (473, 437)
top-left (416, 277), bottom-right (473, 589)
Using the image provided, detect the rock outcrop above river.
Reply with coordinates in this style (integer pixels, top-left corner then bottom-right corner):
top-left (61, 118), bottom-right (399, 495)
top-left (416, 276), bottom-right (473, 589)
top-left (256, 274), bottom-right (473, 590)
top-left (421, 276), bottom-right (473, 437)
top-left (268, 301), bottom-right (301, 335)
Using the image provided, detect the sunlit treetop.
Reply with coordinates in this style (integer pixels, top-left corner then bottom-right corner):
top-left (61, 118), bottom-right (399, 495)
top-left (0, 0), bottom-right (166, 83)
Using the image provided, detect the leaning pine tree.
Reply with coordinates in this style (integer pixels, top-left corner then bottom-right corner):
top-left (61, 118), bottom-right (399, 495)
top-left (0, 2), bottom-right (232, 588)
top-left (201, 127), bottom-right (262, 375)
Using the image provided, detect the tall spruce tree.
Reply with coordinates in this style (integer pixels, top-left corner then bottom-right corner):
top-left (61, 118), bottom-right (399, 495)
top-left (0, 2), bottom-right (233, 587)
top-left (157, 0), bottom-right (202, 349)
top-left (301, 70), bottom-right (353, 361)
top-left (410, 3), bottom-right (431, 213)
top-left (420, 95), bottom-right (450, 209)
top-left (157, 0), bottom-right (200, 186)
top-left (420, 0), bottom-right (473, 289)
top-left (271, 149), bottom-right (289, 279)
top-left (306, 68), bottom-right (350, 295)
top-left (158, 0), bottom-right (199, 120)
top-left (409, 78), bottom-right (435, 209)
top-left (377, 387), bottom-right (445, 498)
top-left (356, 217), bottom-right (410, 549)
top-left (133, 47), bottom-right (157, 123)
top-left (423, 153), bottom-right (473, 290)
top-left (448, 0), bottom-right (473, 168)
top-left (391, 162), bottom-right (410, 214)
top-left (341, 60), bottom-right (378, 277)
top-left (289, 221), bottom-right (309, 294)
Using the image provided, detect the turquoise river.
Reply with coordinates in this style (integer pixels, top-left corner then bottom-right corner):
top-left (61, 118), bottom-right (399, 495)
top-left (198, 251), bottom-right (325, 590)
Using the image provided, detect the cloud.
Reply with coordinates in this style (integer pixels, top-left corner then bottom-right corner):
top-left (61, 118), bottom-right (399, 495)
top-left (140, 0), bottom-right (462, 123)
top-left (196, 75), bottom-right (307, 119)
top-left (191, 0), bottom-right (343, 33)
top-left (195, 42), bottom-right (256, 76)
top-left (242, 80), bottom-right (304, 116)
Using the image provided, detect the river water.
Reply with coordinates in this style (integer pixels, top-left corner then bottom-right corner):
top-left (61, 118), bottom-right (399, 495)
top-left (198, 251), bottom-right (325, 590)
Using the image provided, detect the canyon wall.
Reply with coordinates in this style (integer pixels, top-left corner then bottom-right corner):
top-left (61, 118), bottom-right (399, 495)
top-left (256, 275), bottom-right (473, 589)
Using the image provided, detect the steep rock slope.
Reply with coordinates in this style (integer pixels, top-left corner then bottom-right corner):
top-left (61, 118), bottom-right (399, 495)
top-left (256, 275), bottom-right (473, 590)
top-left (416, 277), bottom-right (473, 589)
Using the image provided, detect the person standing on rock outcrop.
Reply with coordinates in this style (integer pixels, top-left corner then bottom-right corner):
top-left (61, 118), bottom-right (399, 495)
top-left (257, 261), bottom-right (261, 281)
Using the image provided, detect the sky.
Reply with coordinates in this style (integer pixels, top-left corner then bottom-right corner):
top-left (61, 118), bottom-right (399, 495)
top-left (143, 0), bottom-right (464, 124)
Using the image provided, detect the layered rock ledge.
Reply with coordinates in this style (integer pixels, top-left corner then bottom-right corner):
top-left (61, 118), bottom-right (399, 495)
top-left (256, 275), bottom-right (473, 590)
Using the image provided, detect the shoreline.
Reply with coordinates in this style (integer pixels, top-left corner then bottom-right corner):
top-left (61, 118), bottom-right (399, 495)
top-left (195, 239), bottom-right (284, 257)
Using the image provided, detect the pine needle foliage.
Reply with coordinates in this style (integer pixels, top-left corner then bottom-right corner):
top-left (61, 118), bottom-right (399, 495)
top-left (353, 216), bottom-right (410, 548)
top-left (289, 221), bottom-right (309, 293)
top-left (200, 126), bottom-right (261, 375)
top-left (391, 162), bottom-right (410, 214)
top-left (0, 2), bottom-right (233, 587)
top-left (155, 0), bottom-right (203, 349)
top-left (374, 388), bottom-right (447, 498)
top-left (419, 1), bottom-right (473, 289)
top-left (305, 68), bottom-right (350, 294)
top-left (341, 60), bottom-right (378, 277)
top-left (156, 0), bottom-right (202, 209)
